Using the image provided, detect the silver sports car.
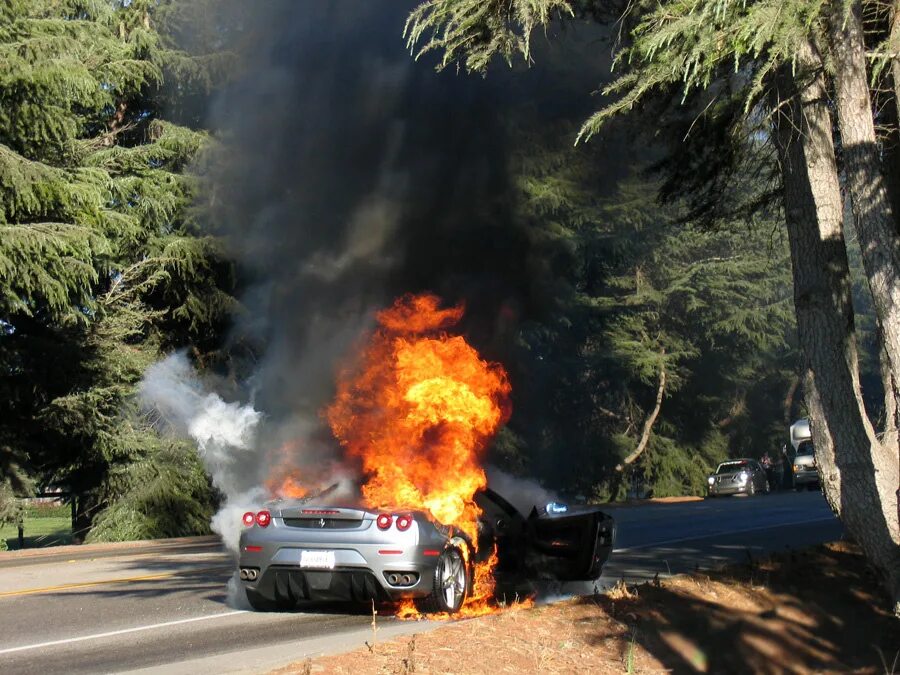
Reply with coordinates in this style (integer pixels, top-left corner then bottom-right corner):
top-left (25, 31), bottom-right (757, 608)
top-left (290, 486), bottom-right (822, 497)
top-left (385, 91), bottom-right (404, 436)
top-left (238, 486), bottom-right (616, 613)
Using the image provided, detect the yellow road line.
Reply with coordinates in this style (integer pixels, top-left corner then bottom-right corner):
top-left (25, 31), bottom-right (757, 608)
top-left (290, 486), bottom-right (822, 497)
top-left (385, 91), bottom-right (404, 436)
top-left (0, 566), bottom-right (229, 598)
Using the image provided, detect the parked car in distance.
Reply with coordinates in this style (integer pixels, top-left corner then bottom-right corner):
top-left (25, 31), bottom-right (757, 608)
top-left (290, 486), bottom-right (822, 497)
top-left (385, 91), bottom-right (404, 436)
top-left (792, 440), bottom-right (819, 490)
top-left (707, 459), bottom-right (770, 497)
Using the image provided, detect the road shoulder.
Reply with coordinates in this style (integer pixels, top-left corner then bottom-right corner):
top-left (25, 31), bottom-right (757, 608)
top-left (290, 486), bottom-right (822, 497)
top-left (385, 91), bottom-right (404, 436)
top-left (271, 541), bottom-right (899, 674)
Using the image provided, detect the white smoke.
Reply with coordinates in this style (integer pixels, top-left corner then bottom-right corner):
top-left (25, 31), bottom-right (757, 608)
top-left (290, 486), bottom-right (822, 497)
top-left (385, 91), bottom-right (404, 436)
top-left (486, 466), bottom-right (558, 516)
top-left (139, 352), bottom-right (272, 558)
top-left (187, 395), bottom-right (261, 495)
top-left (211, 488), bottom-right (267, 554)
top-left (138, 352), bottom-right (359, 555)
top-left (226, 570), bottom-right (252, 610)
top-left (139, 352), bottom-right (263, 499)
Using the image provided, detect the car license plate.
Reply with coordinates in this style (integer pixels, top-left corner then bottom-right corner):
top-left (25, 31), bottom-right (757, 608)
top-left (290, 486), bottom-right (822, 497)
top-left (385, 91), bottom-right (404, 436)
top-left (300, 550), bottom-right (335, 569)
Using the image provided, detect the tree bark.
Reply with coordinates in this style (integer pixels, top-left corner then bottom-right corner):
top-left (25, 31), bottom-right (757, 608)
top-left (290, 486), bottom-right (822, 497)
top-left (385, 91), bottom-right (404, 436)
top-left (885, 1), bottom-right (900, 436)
top-left (892, 0), bottom-right (900, 134)
top-left (880, 326), bottom-right (899, 441)
top-left (616, 359), bottom-right (665, 471)
top-left (782, 375), bottom-right (799, 428)
top-left (773, 39), bottom-right (900, 613)
top-left (830, 1), bottom-right (900, 432)
top-left (883, 0), bottom-right (900, 231)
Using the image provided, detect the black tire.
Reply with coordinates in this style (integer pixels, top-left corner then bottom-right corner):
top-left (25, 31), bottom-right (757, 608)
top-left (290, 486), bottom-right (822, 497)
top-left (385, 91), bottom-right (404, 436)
top-left (414, 546), bottom-right (469, 614)
top-left (245, 587), bottom-right (293, 612)
top-left (747, 480), bottom-right (756, 497)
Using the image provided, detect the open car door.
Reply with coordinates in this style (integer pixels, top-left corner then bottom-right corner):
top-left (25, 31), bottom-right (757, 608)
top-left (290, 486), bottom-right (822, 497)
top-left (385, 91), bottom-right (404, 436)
top-left (474, 488), bottom-right (615, 581)
top-left (525, 503), bottom-right (615, 580)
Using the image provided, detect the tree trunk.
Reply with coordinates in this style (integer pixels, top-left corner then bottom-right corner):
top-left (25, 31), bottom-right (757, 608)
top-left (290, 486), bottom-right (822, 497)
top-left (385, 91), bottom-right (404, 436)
top-left (773, 39), bottom-right (900, 613)
top-left (892, 0), bottom-right (900, 139)
top-left (782, 375), bottom-right (799, 428)
top-left (880, 326), bottom-right (899, 443)
top-left (881, 1), bottom-right (900, 232)
top-left (616, 358), bottom-right (665, 471)
top-left (886, 1), bottom-right (900, 434)
top-left (830, 1), bottom-right (900, 430)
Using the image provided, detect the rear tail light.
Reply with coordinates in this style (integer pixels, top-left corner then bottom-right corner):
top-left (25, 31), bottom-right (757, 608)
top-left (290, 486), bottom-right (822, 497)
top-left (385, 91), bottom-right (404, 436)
top-left (396, 514), bottom-right (412, 531)
top-left (242, 512), bottom-right (255, 527)
top-left (376, 513), bottom-right (393, 530)
top-left (255, 510), bottom-right (271, 527)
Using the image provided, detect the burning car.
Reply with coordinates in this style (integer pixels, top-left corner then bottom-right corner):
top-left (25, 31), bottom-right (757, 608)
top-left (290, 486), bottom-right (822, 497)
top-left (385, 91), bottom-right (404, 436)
top-left (240, 294), bottom-right (617, 613)
top-left (238, 485), bottom-right (615, 613)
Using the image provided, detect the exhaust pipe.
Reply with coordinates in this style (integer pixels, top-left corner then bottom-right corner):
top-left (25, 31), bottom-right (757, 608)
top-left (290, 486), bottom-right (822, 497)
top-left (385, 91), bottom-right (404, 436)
top-left (401, 574), bottom-right (414, 586)
top-left (247, 569), bottom-right (259, 581)
top-left (239, 569), bottom-right (248, 580)
top-left (387, 573), bottom-right (400, 585)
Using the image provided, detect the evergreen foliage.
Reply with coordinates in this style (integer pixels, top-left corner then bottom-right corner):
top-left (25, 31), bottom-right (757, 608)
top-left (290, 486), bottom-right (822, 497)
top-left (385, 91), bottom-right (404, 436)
top-left (87, 436), bottom-right (217, 542)
top-left (508, 129), bottom-right (795, 497)
top-left (405, 0), bottom-right (891, 493)
top-left (405, 0), bottom-right (574, 72)
top-left (0, 0), bottom-right (234, 540)
top-left (405, 0), bottom-right (827, 139)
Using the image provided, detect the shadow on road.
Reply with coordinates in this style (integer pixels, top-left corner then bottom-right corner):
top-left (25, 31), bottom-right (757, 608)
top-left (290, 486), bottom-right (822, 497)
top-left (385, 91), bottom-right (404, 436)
top-left (585, 543), bottom-right (899, 673)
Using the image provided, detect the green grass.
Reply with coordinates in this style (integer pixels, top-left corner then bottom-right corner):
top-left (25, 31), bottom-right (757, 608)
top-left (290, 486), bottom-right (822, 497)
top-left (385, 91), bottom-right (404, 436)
top-left (23, 503), bottom-right (70, 519)
top-left (0, 516), bottom-right (73, 550)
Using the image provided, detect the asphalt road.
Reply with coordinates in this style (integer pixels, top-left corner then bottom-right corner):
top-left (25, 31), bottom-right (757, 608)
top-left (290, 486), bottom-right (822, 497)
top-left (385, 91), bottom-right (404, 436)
top-left (0, 490), bottom-right (842, 674)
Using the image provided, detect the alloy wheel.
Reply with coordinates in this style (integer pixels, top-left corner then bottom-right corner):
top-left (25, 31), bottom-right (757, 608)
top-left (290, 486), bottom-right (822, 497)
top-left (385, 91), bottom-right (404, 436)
top-left (439, 549), bottom-right (466, 608)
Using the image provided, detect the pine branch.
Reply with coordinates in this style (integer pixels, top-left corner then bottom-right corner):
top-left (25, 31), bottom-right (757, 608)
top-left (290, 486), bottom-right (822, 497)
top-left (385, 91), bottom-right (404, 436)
top-left (616, 355), bottom-right (667, 471)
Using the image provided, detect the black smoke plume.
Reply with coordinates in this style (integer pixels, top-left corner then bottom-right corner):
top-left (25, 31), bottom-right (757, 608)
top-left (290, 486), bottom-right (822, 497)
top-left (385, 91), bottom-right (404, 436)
top-left (199, 1), bottom-right (526, 490)
top-left (141, 2), bottom-right (620, 518)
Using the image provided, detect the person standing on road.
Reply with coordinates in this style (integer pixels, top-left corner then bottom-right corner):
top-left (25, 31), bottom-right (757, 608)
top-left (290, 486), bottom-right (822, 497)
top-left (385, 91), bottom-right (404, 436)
top-left (760, 451), bottom-right (775, 491)
top-left (772, 450), bottom-right (784, 491)
top-left (780, 443), bottom-right (793, 489)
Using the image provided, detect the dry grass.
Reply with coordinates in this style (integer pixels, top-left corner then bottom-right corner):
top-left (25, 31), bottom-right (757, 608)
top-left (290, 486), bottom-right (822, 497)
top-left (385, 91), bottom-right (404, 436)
top-left (273, 541), bottom-right (900, 674)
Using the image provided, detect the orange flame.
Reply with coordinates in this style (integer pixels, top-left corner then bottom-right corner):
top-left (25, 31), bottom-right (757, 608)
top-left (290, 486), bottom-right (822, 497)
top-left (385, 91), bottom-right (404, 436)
top-left (267, 474), bottom-right (308, 500)
top-left (264, 442), bottom-right (310, 499)
top-left (264, 440), bottom-right (350, 501)
top-left (395, 547), bottom-right (534, 621)
top-left (326, 293), bottom-right (512, 613)
top-left (326, 293), bottom-right (511, 545)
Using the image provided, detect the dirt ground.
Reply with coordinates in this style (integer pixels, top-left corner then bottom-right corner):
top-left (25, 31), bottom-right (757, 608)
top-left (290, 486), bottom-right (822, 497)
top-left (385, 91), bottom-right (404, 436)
top-left (272, 541), bottom-right (899, 674)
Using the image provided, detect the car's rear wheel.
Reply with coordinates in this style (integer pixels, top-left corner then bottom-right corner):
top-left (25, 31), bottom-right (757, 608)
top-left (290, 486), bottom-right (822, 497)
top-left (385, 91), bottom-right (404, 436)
top-left (415, 546), bottom-right (469, 614)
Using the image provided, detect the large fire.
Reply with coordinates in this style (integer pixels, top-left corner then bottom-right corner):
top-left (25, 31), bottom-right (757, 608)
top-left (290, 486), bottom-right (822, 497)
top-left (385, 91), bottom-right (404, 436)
top-left (264, 293), bottom-right (515, 616)
top-left (325, 293), bottom-right (511, 544)
top-left (326, 292), bottom-right (513, 615)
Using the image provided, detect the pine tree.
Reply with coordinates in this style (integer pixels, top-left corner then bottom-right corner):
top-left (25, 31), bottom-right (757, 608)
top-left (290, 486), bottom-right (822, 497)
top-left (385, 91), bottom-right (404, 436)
top-left (0, 0), bottom-right (233, 540)
top-left (508, 127), bottom-right (795, 497)
top-left (404, 0), bottom-right (900, 611)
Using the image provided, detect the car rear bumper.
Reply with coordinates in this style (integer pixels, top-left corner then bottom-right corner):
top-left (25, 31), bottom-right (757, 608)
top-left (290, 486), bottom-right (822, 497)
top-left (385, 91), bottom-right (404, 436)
top-left (238, 514), bottom-right (451, 604)
top-left (238, 543), bottom-right (440, 603)
top-left (242, 565), bottom-right (432, 604)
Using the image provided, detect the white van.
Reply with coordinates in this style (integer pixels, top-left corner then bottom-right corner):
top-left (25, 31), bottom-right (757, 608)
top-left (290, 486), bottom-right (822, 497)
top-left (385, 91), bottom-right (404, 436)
top-left (789, 418), bottom-right (819, 488)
